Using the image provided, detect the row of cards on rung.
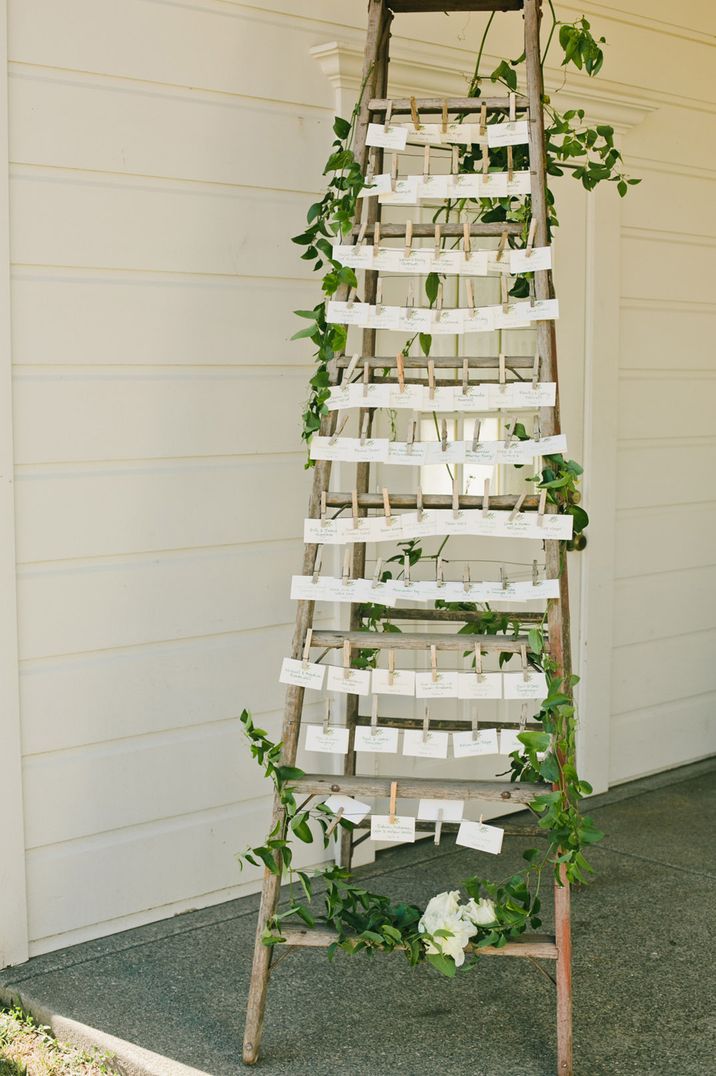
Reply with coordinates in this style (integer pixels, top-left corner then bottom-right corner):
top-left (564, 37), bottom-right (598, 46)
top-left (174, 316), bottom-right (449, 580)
top-left (357, 171), bottom-right (532, 204)
top-left (326, 380), bottom-right (556, 411)
top-left (326, 299), bottom-right (559, 333)
top-left (310, 433), bottom-right (566, 466)
top-left (306, 723), bottom-right (534, 760)
top-left (290, 574), bottom-right (559, 606)
top-left (281, 661), bottom-right (548, 700)
top-left (367, 120), bottom-right (529, 150)
top-left (305, 508), bottom-right (573, 545)
top-left (334, 242), bottom-right (550, 275)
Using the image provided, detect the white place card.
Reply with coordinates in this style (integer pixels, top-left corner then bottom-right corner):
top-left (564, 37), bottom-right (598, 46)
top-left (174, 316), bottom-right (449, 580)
top-left (417, 798), bottom-right (464, 822)
top-left (397, 510), bottom-right (440, 541)
top-left (366, 122), bottom-right (408, 150)
top-left (325, 383), bottom-right (392, 411)
top-left (414, 671), bottom-right (460, 699)
top-left (537, 434), bottom-right (568, 455)
top-left (327, 665), bottom-right (371, 696)
top-left (332, 243), bottom-right (375, 269)
top-left (422, 441), bottom-right (465, 465)
top-left (399, 306), bottom-right (434, 332)
top-left (457, 672), bottom-right (503, 700)
top-left (491, 304), bottom-right (532, 330)
top-left (443, 122), bottom-right (483, 144)
top-left (370, 513), bottom-right (405, 542)
top-left (304, 724), bottom-right (350, 754)
top-left (456, 817), bottom-right (504, 854)
top-left (371, 668), bottom-right (417, 696)
top-left (487, 120), bottom-right (529, 147)
top-left (289, 576), bottom-right (398, 607)
top-left (424, 386), bottom-right (458, 411)
top-left (499, 728), bottom-right (523, 754)
top-left (486, 253), bottom-right (513, 275)
top-left (388, 383), bottom-right (427, 410)
top-left (419, 174), bottom-right (451, 199)
top-left (460, 251), bottom-right (490, 277)
top-left (524, 513), bottom-right (574, 540)
top-left (431, 308), bottom-right (465, 334)
top-left (487, 382), bottom-right (556, 408)
top-left (365, 304), bottom-right (403, 330)
top-left (390, 578), bottom-right (430, 605)
top-left (323, 794), bottom-right (371, 824)
top-left (374, 247), bottom-right (435, 274)
top-left (370, 815), bottom-right (416, 843)
top-left (432, 250), bottom-right (464, 275)
top-left (326, 300), bottom-right (367, 326)
top-left (310, 436), bottom-right (389, 463)
top-left (510, 245), bottom-right (552, 273)
top-left (303, 518), bottom-right (343, 545)
top-left (453, 728), bottom-right (500, 757)
top-left (354, 725), bottom-right (400, 753)
top-left (474, 172), bottom-right (509, 198)
top-left (448, 173), bottom-right (483, 199)
top-left (402, 728), bottom-right (450, 759)
top-left (387, 441), bottom-right (431, 465)
top-left (402, 122), bottom-right (445, 145)
top-left (357, 173), bottom-right (393, 198)
top-left (503, 671), bottom-right (548, 699)
top-left (453, 384), bottom-right (491, 410)
top-left (279, 657), bottom-right (326, 690)
top-left (378, 177), bottom-right (421, 206)
top-left (465, 441), bottom-right (499, 465)
top-left (462, 307), bottom-right (495, 333)
top-left (496, 440), bottom-right (540, 465)
top-left (516, 298), bottom-right (560, 322)
top-left (505, 171), bottom-right (532, 196)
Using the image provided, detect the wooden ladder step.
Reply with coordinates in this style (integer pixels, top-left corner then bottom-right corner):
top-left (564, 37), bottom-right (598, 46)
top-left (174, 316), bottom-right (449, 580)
top-left (325, 492), bottom-right (540, 511)
top-left (336, 355), bottom-right (535, 369)
top-left (351, 222), bottom-right (522, 239)
top-left (386, 2), bottom-right (524, 15)
top-left (292, 772), bottom-right (539, 804)
top-left (282, 928), bottom-right (556, 960)
top-left (354, 713), bottom-right (543, 732)
top-left (311, 629), bottom-right (530, 652)
top-left (381, 609), bottom-right (546, 625)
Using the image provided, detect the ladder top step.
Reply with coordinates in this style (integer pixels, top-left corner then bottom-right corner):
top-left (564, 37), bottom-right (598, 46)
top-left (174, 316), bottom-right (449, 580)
top-left (325, 492), bottom-right (541, 510)
top-left (311, 629), bottom-right (533, 652)
top-left (352, 222), bottom-right (522, 239)
top-left (292, 772), bottom-right (540, 805)
top-left (282, 927), bottom-right (556, 960)
top-left (368, 94), bottom-right (526, 113)
top-left (387, 2), bottom-right (524, 14)
top-left (335, 355), bottom-right (535, 368)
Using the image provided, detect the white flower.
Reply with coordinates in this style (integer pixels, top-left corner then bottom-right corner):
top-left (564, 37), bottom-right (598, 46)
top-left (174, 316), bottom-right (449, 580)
top-left (464, 897), bottom-right (497, 927)
top-left (418, 890), bottom-right (477, 968)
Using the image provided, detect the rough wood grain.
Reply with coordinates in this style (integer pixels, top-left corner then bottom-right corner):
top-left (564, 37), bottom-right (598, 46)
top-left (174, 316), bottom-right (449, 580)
top-left (292, 772), bottom-right (539, 804)
top-left (310, 629), bottom-right (532, 651)
top-left (282, 928), bottom-right (557, 960)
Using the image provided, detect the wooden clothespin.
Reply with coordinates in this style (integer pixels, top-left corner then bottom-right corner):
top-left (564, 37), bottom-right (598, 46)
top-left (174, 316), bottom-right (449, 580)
top-left (472, 418), bottom-right (481, 451)
top-left (520, 643), bottom-right (529, 682)
top-left (390, 151), bottom-right (399, 191)
top-left (346, 286), bottom-right (356, 308)
top-left (537, 486), bottom-right (547, 525)
top-left (372, 557), bottom-right (383, 588)
top-left (434, 807), bottom-right (443, 847)
top-left (526, 217), bottom-right (537, 258)
top-left (343, 639), bottom-right (352, 681)
top-left (410, 95), bottom-right (422, 132)
top-left (462, 358), bottom-right (469, 397)
top-left (441, 416), bottom-right (448, 453)
top-left (471, 712), bottom-right (479, 742)
top-left (451, 144), bottom-right (459, 173)
top-left (404, 219), bottom-right (413, 258)
top-left (371, 692), bottom-right (379, 734)
top-left (519, 702), bottom-right (528, 732)
top-left (507, 92), bottom-right (516, 181)
top-left (529, 276), bottom-right (536, 310)
top-left (474, 642), bottom-right (484, 682)
top-left (504, 417), bottom-right (516, 447)
top-left (359, 414), bottom-right (369, 447)
top-left (403, 552), bottom-right (411, 584)
top-left (498, 351), bottom-right (507, 390)
top-left (323, 696), bottom-right (331, 733)
top-left (384, 99), bottom-right (393, 130)
top-left (532, 350), bottom-right (540, 389)
top-left (388, 648), bottom-right (396, 686)
top-left (442, 99), bottom-right (449, 136)
top-left (362, 361), bottom-right (371, 398)
top-left (423, 144), bottom-right (431, 181)
top-left (428, 358), bottom-right (436, 401)
top-left (463, 563), bottom-right (471, 592)
top-left (465, 278), bottom-right (475, 311)
top-left (320, 490), bottom-right (327, 524)
top-left (482, 476), bottom-right (490, 517)
top-left (532, 559), bottom-right (540, 587)
top-left (382, 487), bottom-right (392, 525)
top-left (389, 780), bottom-right (398, 824)
top-left (463, 219), bottom-right (471, 262)
top-left (434, 223), bottom-right (442, 259)
top-left (533, 414), bottom-right (541, 441)
top-left (396, 351), bottom-right (406, 394)
top-left (374, 220), bottom-right (381, 255)
top-left (352, 487), bottom-right (360, 527)
top-left (452, 477), bottom-right (460, 519)
top-left (436, 555), bottom-right (445, 588)
top-left (482, 137), bottom-right (489, 177)
top-left (342, 545), bottom-right (352, 584)
top-left (496, 229), bottom-right (508, 264)
top-left (357, 216), bottom-right (368, 248)
top-left (375, 278), bottom-right (384, 312)
top-left (325, 804), bottom-right (345, 839)
top-left (479, 102), bottom-right (487, 138)
top-left (500, 565), bottom-right (509, 591)
top-left (312, 548), bottom-right (322, 584)
top-left (509, 491), bottom-right (527, 521)
top-left (430, 645), bottom-right (438, 683)
top-left (302, 627), bottom-right (313, 669)
top-left (345, 353), bottom-right (360, 382)
top-left (408, 411), bottom-right (417, 448)
top-left (416, 484), bottom-right (424, 520)
top-left (500, 274), bottom-right (510, 314)
top-left (423, 703), bottom-right (431, 742)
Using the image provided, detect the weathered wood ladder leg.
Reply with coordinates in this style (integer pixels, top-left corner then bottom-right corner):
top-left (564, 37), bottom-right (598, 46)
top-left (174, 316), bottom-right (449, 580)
top-left (242, 1), bottom-right (391, 1064)
top-left (524, 1), bottom-right (573, 1073)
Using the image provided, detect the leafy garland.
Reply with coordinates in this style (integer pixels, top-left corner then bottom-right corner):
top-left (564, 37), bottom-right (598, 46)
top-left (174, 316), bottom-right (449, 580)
top-left (237, 10), bottom-right (633, 976)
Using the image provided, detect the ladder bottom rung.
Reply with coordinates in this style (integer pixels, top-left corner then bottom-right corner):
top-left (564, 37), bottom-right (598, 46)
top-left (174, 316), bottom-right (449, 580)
top-left (292, 773), bottom-right (540, 805)
top-left (282, 928), bottom-right (557, 961)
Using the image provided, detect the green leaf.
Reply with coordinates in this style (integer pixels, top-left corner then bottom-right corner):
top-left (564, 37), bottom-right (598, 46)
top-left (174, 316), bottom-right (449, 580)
top-left (426, 953), bottom-right (457, 977)
top-left (527, 628), bottom-right (544, 655)
top-left (518, 731), bottom-right (552, 752)
top-left (333, 116), bottom-right (351, 139)
top-left (425, 272), bottom-right (439, 305)
top-left (419, 333), bottom-right (432, 357)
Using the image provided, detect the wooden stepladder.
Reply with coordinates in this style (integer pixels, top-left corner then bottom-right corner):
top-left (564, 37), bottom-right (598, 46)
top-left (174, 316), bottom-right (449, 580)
top-left (244, 2), bottom-right (575, 1072)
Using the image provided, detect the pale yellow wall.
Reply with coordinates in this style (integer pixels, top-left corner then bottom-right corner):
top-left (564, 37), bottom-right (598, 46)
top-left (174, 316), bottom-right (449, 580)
top-left (1, 0), bottom-right (714, 960)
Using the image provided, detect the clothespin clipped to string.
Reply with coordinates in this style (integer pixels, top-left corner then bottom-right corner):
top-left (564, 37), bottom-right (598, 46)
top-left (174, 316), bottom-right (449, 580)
top-left (359, 414), bottom-right (370, 447)
top-left (482, 476), bottom-right (490, 518)
top-left (498, 351), bottom-right (507, 393)
top-left (323, 696), bottom-right (331, 734)
top-left (533, 414), bottom-right (541, 441)
top-left (500, 274), bottom-right (510, 314)
top-left (471, 711), bottom-right (480, 743)
top-left (529, 276), bottom-right (536, 310)
top-left (451, 144), bottom-right (459, 174)
top-left (472, 418), bottom-right (482, 452)
top-left (320, 490), bottom-right (328, 525)
top-left (532, 559), bottom-right (540, 587)
top-left (519, 702), bottom-right (528, 732)
top-left (388, 648), bottom-right (396, 687)
top-left (537, 486), bottom-right (548, 526)
top-left (345, 353), bottom-right (360, 383)
top-left (375, 277), bottom-right (384, 313)
top-left (423, 144), bottom-right (431, 182)
top-left (404, 219), bottom-right (413, 259)
top-left (389, 780), bottom-right (398, 825)
top-left (496, 229), bottom-right (508, 266)
top-left (396, 351), bottom-right (406, 395)
top-left (509, 491), bottom-right (527, 521)
top-left (428, 358), bottom-right (436, 401)
top-left (390, 151), bottom-right (399, 192)
top-left (325, 802), bottom-right (344, 839)
top-left (302, 627), bottom-right (313, 669)
top-left (441, 416), bottom-right (448, 453)
top-left (352, 487), bottom-right (360, 528)
top-left (362, 361), bottom-right (371, 398)
top-left (465, 278), bottom-right (476, 313)
top-left (525, 218), bottom-right (537, 259)
top-left (403, 552), bottom-right (411, 585)
top-left (343, 639), bottom-right (352, 682)
top-left (408, 411), bottom-right (418, 449)
top-left (482, 130), bottom-right (490, 177)
top-left (346, 286), bottom-right (356, 309)
top-left (374, 221), bottom-right (381, 256)
top-left (436, 554), bottom-right (445, 588)
top-left (463, 563), bottom-right (471, 593)
top-left (442, 100), bottom-right (449, 137)
top-left (382, 487), bottom-right (393, 528)
top-left (520, 643), bottom-right (529, 682)
top-left (474, 642), bottom-right (485, 683)
top-left (410, 95), bottom-right (422, 132)
top-left (356, 216), bottom-right (368, 250)
top-left (500, 565), bottom-right (509, 591)
top-left (434, 806), bottom-right (443, 847)
top-left (384, 99), bottom-right (393, 133)
top-left (452, 477), bottom-right (460, 520)
top-left (430, 645), bottom-right (438, 684)
top-left (342, 545), bottom-right (352, 584)
top-left (463, 219), bottom-right (472, 264)
top-left (434, 223), bottom-right (442, 260)
top-left (479, 102), bottom-right (487, 141)
top-left (462, 358), bottom-right (470, 397)
top-left (312, 548), bottom-right (322, 585)
top-left (372, 557), bottom-right (384, 589)
top-left (416, 484), bottom-right (424, 521)
top-left (531, 350), bottom-right (540, 389)
top-left (507, 92), bottom-right (516, 181)
top-left (370, 692), bottom-right (379, 736)
top-left (423, 703), bottom-right (431, 742)
top-left (504, 417), bottom-right (516, 447)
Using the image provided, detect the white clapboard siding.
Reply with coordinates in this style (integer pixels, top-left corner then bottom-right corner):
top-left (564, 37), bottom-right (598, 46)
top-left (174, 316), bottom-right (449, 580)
top-left (615, 504), bottom-right (716, 578)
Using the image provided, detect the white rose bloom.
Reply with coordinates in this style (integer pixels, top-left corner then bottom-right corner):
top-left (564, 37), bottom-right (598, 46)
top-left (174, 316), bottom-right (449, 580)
top-left (464, 897), bottom-right (497, 927)
top-left (419, 891), bottom-right (477, 968)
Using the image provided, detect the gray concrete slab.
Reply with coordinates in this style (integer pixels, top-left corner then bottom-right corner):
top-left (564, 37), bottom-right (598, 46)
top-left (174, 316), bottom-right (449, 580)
top-left (1, 759), bottom-right (714, 1076)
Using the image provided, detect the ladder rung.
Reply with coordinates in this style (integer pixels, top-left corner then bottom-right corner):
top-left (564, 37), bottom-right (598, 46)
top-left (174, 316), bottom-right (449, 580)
top-left (336, 355), bottom-right (534, 369)
top-left (387, 2), bottom-right (524, 14)
top-left (291, 772), bottom-right (538, 804)
top-left (351, 819), bottom-right (544, 836)
top-left (351, 222), bottom-right (522, 239)
top-left (380, 608), bottom-right (545, 624)
top-left (311, 629), bottom-right (531, 652)
top-left (368, 94), bottom-right (524, 114)
top-left (282, 927), bottom-right (557, 960)
top-left (325, 492), bottom-right (540, 510)
top-left (354, 714), bottom-right (543, 732)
